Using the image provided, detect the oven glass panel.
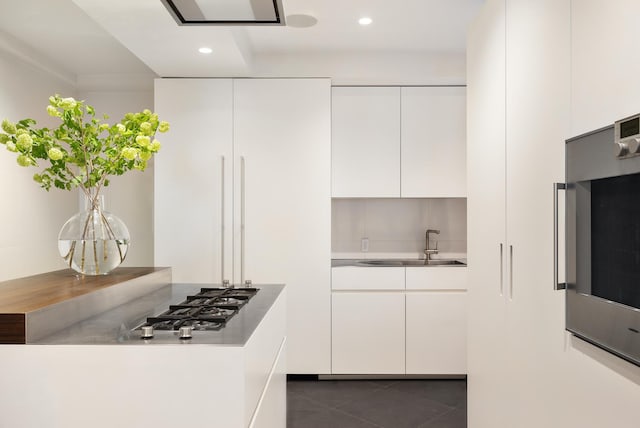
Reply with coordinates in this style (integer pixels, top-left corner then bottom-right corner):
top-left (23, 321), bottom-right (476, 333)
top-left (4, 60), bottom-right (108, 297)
top-left (591, 172), bottom-right (640, 309)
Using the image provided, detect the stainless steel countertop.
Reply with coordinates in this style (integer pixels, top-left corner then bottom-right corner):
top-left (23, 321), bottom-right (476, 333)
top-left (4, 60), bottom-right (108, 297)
top-left (34, 283), bottom-right (285, 346)
top-left (332, 259), bottom-right (467, 267)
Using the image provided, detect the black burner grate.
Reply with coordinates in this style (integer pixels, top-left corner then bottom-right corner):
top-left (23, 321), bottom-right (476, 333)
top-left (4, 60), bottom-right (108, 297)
top-left (138, 287), bottom-right (258, 332)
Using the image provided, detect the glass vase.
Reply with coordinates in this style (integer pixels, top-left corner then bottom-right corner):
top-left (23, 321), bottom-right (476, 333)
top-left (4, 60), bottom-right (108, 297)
top-left (58, 193), bottom-right (130, 275)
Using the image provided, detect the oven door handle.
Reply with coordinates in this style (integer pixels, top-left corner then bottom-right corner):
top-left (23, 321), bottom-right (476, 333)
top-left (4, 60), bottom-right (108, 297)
top-left (554, 182), bottom-right (567, 291)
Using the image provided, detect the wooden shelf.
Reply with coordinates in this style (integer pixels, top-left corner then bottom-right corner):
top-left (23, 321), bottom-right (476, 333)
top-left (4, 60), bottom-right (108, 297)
top-left (0, 267), bottom-right (170, 344)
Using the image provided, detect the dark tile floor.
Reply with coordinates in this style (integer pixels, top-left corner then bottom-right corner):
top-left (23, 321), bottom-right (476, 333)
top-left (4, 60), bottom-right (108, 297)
top-left (287, 378), bottom-right (467, 428)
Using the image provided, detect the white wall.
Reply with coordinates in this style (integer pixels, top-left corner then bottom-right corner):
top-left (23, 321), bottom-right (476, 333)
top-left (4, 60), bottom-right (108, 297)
top-left (78, 90), bottom-right (155, 267)
top-left (0, 40), bottom-right (156, 281)
top-left (571, 0), bottom-right (640, 135)
top-left (0, 50), bottom-right (77, 281)
top-left (332, 198), bottom-right (467, 255)
top-left (252, 52), bottom-right (467, 85)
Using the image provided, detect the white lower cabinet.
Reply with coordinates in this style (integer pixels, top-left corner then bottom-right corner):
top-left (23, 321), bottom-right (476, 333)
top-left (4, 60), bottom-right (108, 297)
top-left (332, 292), bottom-right (405, 374)
top-left (406, 293), bottom-right (466, 374)
top-left (331, 266), bottom-right (467, 375)
top-left (250, 338), bottom-right (287, 428)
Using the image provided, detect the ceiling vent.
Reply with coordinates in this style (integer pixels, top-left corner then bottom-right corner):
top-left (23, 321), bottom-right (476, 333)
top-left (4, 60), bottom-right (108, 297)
top-left (161, 0), bottom-right (285, 26)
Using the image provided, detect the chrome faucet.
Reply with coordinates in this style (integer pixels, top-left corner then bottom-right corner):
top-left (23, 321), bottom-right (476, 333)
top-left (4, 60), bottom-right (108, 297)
top-left (425, 229), bottom-right (440, 261)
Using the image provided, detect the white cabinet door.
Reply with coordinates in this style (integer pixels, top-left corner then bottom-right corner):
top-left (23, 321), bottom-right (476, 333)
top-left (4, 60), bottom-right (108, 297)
top-left (502, 1), bottom-right (570, 426)
top-left (331, 87), bottom-right (401, 197)
top-left (233, 79), bottom-right (331, 374)
top-left (468, 1), bottom-right (572, 427)
top-left (154, 79), bottom-right (233, 283)
top-left (406, 293), bottom-right (466, 374)
top-left (332, 292), bottom-right (405, 374)
top-left (466, 1), bottom-right (510, 427)
top-left (401, 87), bottom-right (467, 197)
top-left (250, 338), bottom-right (286, 428)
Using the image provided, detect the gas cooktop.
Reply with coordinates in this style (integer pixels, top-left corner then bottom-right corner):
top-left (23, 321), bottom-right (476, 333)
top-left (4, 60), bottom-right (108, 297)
top-left (136, 287), bottom-right (259, 340)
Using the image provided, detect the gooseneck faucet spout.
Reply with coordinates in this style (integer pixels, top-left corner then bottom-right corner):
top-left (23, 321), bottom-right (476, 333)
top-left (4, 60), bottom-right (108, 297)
top-left (425, 229), bottom-right (441, 261)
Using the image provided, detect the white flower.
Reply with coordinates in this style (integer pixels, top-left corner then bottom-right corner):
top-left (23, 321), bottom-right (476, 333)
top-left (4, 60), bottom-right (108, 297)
top-left (17, 154), bottom-right (31, 167)
top-left (48, 147), bottom-right (64, 161)
top-left (59, 97), bottom-right (77, 110)
top-left (47, 105), bottom-right (60, 117)
top-left (136, 135), bottom-right (150, 147)
top-left (158, 121), bottom-right (170, 133)
top-left (150, 139), bottom-right (161, 152)
top-left (121, 147), bottom-right (138, 160)
top-left (1, 119), bottom-right (17, 134)
top-left (139, 122), bottom-right (152, 135)
top-left (16, 133), bottom-right (33, 151)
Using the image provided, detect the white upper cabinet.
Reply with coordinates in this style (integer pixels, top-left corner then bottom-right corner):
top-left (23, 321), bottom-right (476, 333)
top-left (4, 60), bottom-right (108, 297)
top-left (401, 87), bottom-right (467, 197)
top-left (331, 87), bottom-right (401, 197)
top-left (331, 86), bottom-right (466, 198)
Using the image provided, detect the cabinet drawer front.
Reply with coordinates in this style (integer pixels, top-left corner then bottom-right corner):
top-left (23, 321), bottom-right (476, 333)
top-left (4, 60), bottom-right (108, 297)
top-left (332, 267), bottom-right (405, 290)
top-left (405, 267), bottom-right (467, 290)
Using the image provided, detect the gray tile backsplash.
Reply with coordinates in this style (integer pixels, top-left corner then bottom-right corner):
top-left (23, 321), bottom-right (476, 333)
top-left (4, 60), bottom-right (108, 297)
top-left (332, 198), bottom-right (467, 254)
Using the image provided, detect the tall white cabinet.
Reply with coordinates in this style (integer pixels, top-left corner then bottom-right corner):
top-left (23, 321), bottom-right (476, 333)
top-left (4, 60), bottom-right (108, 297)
top-left (154, 78), bottom-right (331, 374)
top-left (468, 0), bottom-right (570, 425)
top-left (154, 79), bottom-right (233, 284)
top-left (466, 2), bottom-right (509, 426)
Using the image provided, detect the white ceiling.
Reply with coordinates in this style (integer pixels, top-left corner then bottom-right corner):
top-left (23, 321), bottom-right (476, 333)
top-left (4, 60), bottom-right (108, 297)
top-left (0, 0), bottom-right (154, 76)
top-left (0, 0), bottom-right (484, 79)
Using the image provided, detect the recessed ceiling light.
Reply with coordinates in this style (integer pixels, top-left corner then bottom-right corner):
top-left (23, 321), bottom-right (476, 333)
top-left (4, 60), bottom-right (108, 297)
top-left (198, 47), bottom-right (213, 54)
top-left (358, 17), bottom-right (372, 26)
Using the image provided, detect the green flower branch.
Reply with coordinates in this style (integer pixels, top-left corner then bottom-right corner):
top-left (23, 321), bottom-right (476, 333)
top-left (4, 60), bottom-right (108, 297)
top-left (0, 95), bottom-right (169, 204)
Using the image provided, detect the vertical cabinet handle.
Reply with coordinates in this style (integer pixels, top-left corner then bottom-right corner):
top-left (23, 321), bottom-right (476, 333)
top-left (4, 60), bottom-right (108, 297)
top-left (554, 182), bottom-right (567, 290)
top-left (220, 156), bottom-right (226, 285)
top-left (240, 156), bottom-right (246, 285)
top-left (509, 245), bottom-right (514, 299)
top-left (499, 243), bottom-right (504, 296)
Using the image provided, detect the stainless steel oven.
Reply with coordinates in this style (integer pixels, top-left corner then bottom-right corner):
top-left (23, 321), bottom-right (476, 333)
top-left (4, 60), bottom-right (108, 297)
top-left (558, 115), bottom-right (640, 366)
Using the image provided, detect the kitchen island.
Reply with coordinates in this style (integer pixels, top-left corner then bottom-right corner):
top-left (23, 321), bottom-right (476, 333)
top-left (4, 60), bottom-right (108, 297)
top-left (0, 268), bottom-right (286, 428)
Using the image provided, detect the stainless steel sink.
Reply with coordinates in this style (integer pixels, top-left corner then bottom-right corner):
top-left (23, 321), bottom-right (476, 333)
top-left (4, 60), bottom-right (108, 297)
top-left (357, 259), bottom-right (404, 267)
top-left (355, 259), bottom-right (465, 267)
top-left (421, 260), bottom-right (465, 266)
